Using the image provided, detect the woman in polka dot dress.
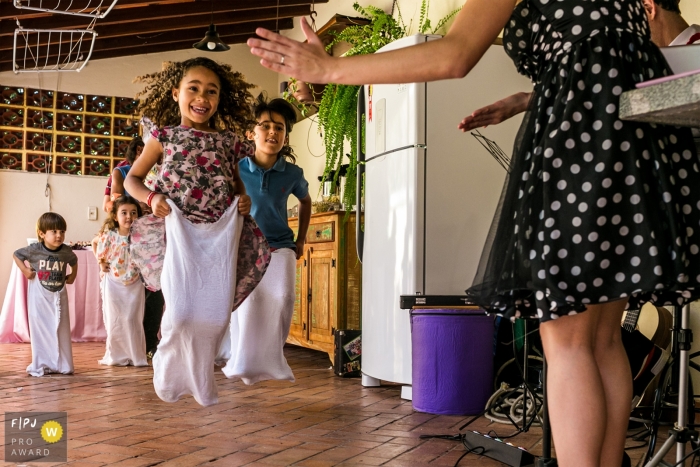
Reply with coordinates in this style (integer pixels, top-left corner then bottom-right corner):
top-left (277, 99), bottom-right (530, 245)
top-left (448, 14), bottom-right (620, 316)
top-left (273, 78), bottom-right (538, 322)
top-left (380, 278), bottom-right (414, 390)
top-left (247, 0), bottom-right (700, 465)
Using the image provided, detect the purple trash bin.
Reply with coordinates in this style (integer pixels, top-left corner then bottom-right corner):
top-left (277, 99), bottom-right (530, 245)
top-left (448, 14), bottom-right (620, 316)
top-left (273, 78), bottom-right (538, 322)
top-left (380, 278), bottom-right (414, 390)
top-left (410, 308), bottom-right (494, 415)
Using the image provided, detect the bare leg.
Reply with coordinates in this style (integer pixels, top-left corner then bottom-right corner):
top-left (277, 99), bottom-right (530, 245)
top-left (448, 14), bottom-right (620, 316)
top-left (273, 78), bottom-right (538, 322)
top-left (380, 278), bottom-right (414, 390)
top-left (539, 300), bottom-right (630, 467)
top-left (594, 302), bottom-right (632, 467)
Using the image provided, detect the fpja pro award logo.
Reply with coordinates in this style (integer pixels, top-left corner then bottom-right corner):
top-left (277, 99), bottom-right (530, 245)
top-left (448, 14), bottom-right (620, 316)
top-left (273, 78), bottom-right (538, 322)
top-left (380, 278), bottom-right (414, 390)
top-left (5, 412), bottom-right (67, 462)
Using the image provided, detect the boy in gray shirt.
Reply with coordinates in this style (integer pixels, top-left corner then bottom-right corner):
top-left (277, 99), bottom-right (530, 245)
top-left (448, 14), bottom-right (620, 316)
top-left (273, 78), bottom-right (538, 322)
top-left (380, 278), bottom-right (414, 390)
top-left (13, 212), bottom-right (77, 376)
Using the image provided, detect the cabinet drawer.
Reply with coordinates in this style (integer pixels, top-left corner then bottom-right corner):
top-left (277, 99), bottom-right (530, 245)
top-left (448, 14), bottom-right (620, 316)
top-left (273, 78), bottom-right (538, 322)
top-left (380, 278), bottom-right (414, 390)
top-left (307, 222), bottom-right (334, 243)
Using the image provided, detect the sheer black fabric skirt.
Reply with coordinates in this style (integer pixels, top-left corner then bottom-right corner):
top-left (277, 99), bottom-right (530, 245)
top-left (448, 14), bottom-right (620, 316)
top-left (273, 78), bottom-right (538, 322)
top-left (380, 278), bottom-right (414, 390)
top-left (466, 30), bottom-right (700, 322)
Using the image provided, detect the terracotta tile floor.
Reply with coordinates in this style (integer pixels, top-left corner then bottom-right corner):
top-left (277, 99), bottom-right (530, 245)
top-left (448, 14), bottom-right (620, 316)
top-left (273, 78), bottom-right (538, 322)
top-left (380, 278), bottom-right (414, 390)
top-left (0, 343), bottom-right (681, 466)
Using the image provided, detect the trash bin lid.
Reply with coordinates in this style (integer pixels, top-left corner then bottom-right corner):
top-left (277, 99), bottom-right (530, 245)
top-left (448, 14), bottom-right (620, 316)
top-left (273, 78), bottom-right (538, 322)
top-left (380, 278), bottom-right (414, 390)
top-left (410, 307), bottom-right (487, 316)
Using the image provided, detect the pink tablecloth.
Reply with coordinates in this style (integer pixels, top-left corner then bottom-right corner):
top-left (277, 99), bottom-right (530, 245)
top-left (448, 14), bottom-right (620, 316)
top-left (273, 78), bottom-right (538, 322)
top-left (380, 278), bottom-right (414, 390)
top-left (0, 249), bottom-right (105, 343)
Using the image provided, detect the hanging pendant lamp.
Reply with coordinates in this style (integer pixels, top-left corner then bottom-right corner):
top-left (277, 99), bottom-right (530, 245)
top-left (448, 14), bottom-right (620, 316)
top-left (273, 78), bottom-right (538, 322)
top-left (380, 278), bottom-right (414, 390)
top-left (193, 0), bottom-right (229, 51)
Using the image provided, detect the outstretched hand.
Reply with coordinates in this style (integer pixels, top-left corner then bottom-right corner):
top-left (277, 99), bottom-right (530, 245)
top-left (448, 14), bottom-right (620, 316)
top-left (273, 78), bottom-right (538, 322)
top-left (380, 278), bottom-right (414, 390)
top-left (458, 92), bottom-right (531, 132)
top-left (247, 17), bottom-right (333, 84)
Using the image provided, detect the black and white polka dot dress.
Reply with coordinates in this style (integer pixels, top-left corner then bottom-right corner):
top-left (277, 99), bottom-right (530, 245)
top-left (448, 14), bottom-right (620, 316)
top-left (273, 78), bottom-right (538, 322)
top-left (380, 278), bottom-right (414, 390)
top-left (466, 0), bottom-right (700, 322)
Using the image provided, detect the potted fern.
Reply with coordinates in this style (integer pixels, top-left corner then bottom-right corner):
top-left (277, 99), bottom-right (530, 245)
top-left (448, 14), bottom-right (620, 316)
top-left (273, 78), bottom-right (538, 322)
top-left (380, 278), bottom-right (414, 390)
top-left (282, 78), bottom-right (317, 119)
top-left (311, 1), bottom-right (460, 211)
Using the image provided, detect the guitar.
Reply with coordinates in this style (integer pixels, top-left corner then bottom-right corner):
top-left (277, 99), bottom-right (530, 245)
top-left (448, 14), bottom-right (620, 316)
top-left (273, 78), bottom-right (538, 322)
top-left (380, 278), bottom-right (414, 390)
top-left (621, 303), bottom-right (673, 406)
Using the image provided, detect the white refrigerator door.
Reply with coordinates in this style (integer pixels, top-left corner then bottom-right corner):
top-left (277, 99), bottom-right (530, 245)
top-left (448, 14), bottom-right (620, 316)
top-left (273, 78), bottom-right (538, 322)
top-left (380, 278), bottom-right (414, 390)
top-left (362, 147), bottom-right (424, 386)
top-left (361, 34), bottom-right (429, 386)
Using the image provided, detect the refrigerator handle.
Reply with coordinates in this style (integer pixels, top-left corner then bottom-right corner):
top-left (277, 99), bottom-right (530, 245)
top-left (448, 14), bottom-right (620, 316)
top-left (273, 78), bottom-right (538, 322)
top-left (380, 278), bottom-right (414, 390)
top-left (356, 85), bottom-right (365, 263)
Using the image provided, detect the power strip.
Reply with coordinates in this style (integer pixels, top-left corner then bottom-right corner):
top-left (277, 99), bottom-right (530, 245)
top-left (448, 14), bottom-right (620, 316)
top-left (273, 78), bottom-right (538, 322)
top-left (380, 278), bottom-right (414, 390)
top-left (462, 431), bottom-right (536, 467)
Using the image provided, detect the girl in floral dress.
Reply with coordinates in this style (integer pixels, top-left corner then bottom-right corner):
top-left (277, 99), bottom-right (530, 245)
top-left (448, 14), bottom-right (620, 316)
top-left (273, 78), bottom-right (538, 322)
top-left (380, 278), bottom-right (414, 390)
top-left (125, 57), bottom-right (270, 407)
top-left (95, 195), bottom-right (148, 367)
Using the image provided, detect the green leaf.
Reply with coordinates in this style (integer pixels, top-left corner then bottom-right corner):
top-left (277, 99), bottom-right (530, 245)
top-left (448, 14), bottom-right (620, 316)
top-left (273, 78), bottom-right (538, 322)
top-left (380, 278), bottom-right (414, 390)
top-left (316, 0), bottom-right (459, 212)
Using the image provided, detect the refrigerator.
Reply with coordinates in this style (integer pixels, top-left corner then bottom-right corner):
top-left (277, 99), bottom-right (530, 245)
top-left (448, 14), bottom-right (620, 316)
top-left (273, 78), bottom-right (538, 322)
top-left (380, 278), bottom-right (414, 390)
top-left (357, 34), bottom-right (531, 397)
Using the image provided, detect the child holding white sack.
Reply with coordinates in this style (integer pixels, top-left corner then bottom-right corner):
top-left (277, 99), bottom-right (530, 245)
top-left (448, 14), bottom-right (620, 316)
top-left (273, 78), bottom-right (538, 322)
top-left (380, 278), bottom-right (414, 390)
top-left (95, 195), bottom-right (148, 367)
top-left (125, 57), bottom-right (271, 406)
top-left (218, 95), bottom-right (311, 384)
top-left (13, 213), bottom-right (77, 377)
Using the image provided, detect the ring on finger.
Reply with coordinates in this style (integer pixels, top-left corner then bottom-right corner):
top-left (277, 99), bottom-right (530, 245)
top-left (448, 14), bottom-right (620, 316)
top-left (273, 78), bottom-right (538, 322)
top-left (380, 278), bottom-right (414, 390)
top-left (280, 55), bottom-right (285, 65)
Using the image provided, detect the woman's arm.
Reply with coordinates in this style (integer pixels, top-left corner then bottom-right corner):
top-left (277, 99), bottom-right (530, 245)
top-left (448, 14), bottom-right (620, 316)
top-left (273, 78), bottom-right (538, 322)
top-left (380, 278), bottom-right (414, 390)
top-left (294, 194), bottom-right (312, 260)
top-left (111, 168), bottom-right (125, 199)
top-left (125, 138), bottom-right (171, 217)
top-left (248, 0), bottom-right (517, 85)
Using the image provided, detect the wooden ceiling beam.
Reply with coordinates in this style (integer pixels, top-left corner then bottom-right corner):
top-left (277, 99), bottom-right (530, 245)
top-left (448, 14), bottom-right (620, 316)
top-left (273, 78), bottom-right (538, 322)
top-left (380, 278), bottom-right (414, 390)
top-left (1, 0), bottom-right (325, 27)
top-left (1, 0), bottom-right (193, 20)
top-left (0, 0), bottom-right (319, 73)
top-left (0, 29), bottom-right (273, 72)
top-left (83, 33), bottom-right (256, 62)
top-left (86, 18), bottom-right (291, 53)
top-left (0, 18), bottom-right (292, 59)
top-left (0, 4), bottom-right (311, 46)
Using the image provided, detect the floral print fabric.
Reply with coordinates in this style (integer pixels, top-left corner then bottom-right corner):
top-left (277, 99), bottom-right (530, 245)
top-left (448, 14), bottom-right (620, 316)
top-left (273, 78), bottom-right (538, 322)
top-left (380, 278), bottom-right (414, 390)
top-left (96, 229), bottom-right (140, 285)
top-left (144, 163), bottom-right (160, 191)
top-left (130, 119), bottom-right (270, 310)
top-left (234, 216), bottom-right (271, 310)
top-left (151, 125), bottom-right (254, 224)
top-left (129, 214), bottom-right (165, 292)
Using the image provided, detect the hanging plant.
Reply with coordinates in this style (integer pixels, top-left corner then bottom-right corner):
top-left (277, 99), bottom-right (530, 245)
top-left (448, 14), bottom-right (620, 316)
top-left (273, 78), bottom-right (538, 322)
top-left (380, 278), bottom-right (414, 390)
top-left (292, 1), bottom-right (461, 211)
top-left (283, 78), bottom-right (316, 117)
top-left (412, 0), bottom-right (461, 36)
top-left (317, 2), bottom-right (406, 211)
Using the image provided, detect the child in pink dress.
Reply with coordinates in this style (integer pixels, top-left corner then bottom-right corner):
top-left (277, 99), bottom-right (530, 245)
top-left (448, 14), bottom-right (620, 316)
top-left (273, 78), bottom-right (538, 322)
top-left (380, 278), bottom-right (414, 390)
top-left (95, 195), bottom-right (148, 367)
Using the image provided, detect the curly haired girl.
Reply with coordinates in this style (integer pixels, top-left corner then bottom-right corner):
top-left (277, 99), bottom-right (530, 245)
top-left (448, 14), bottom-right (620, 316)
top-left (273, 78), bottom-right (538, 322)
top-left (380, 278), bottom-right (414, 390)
top-left (125, 57), bottom-right (271, 406)
top-left (134, 57), bottom-right (255, 138)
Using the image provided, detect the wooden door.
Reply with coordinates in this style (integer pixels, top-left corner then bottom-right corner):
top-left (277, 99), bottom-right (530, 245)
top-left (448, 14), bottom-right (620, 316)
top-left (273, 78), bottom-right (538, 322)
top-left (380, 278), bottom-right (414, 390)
top-left (289, 255), bottom-right (305, 341)
top-left (307, 246), bottom-right (336, 347)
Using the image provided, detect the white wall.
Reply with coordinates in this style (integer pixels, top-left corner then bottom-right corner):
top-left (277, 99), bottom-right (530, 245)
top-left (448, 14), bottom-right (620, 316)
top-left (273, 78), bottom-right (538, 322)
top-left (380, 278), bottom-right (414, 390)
top-left (0, 44), bottom-right (279, 301)
top-left (681, 0), bottom-right (700, 23)
top-left (0, 171), bottom-right (106, 255)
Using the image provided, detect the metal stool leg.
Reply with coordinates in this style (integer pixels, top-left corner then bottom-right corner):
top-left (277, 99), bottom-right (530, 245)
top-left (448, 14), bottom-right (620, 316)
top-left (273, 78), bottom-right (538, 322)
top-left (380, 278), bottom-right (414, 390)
top-left (536, 356), bottom-right (557, 466)
top-left (645, 305), bottom-right (697, 467)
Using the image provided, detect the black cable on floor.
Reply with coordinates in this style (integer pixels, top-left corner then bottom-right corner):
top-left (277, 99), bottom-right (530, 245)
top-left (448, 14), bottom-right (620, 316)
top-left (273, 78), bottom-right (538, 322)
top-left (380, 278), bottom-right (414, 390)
top-left (672, 444), bottom-right (700, 466)
top-left (420, 434), bottom-right (511, 467)
top-left (625, 426), bottom-right (650, 450)
top-left (487, 428), bottom-right (522, 440)
top-left (419, 434), bottom-right (462, 441)
top-left (455, 444), bottom-right (488, 467)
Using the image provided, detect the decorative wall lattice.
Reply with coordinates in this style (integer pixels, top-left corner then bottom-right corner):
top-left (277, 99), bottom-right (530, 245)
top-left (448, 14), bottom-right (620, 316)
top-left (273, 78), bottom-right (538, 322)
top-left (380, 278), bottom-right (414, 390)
top-left (0, 84), bottom-right (140, 176)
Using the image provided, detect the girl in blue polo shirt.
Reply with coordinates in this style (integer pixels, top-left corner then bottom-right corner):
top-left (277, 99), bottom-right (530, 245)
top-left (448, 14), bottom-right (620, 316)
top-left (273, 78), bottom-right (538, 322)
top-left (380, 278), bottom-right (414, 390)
top-left (219, 95), bottom-right (311, 384)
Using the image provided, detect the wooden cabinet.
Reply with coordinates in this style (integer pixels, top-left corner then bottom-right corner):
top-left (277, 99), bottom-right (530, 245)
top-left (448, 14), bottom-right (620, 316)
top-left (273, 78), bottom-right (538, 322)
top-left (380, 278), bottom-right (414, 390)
top-left (287, 211), bottom-right (362, 361)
